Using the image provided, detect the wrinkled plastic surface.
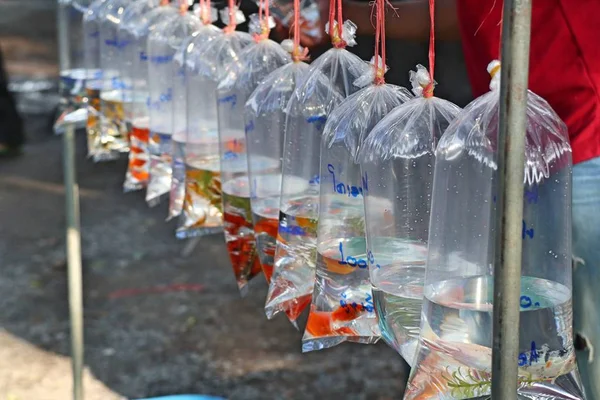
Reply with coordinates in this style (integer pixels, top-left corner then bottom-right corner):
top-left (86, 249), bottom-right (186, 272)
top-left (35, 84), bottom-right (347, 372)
top-left (302, 77), bottom-right (412, 352)
top-left (121, 4), bottom-right (179, 192)
top-left (168, 23), bottom-right (222, 226)
top-left (358, 65), bottom-right (461, 365)
top-left (405, 63), bottom-right (584, 400)
top-left (95, 0), bottom-right (132, 161)
top-left (245, 60), bottom-right (309, 319)
top-left (83, 0), bottom-right (108, 158)
top-left (146, 11), bottom-right (202, 207)
top-left (215, 35), bottom-right (290, 295)
top-left (266, 27), bottom-right (370, 324)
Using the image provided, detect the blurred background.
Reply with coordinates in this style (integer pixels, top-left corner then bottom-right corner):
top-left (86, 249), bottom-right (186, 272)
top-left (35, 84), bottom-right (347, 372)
top-left (0, 1), bottom-right (470, 399)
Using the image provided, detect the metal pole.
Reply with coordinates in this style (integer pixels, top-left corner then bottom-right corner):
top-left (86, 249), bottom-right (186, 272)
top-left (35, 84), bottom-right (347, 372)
top-left (57, 0), bottom-right (71, 73)
top-left (64, 123), bottom-right (84, 400)
top-left (58, 2), bottom-right (84, 400)
top-left (491, 0), bottom-right (532, 398)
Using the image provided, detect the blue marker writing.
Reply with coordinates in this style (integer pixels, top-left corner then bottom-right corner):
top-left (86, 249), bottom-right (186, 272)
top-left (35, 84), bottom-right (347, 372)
top-left (522, 220), bottom-right (534, 239)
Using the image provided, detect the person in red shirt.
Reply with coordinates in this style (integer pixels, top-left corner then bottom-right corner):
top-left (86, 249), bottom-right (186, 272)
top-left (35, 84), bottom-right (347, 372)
top-left (332, 0), bottom-right (600, 396)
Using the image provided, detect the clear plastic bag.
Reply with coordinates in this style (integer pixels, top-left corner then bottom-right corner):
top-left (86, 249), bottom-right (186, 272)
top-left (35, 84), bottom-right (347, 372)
top-left (405, 61), bottom-right (584, 400)
top-left (146, 4), bottom-right (203, 207)
top-left (265, 19), bottom-right (370, 324)
top-left (245, 57), bottom-right (309, 317)
top-left (121, 2), bottom-right (178, 192)
top-left (167, 7), bottom-right (221, 223)
top-left (95, 0), bottom-right (134, 161)
top-left (59, 0), bottom-right (94, 108)
top-left (302, 57), bottom-right (412, 352)
top-left (83, 0), bottom-right (108, 158)
top-left (173, 8), bottom-right (253, 240)
top-left (357, 65), bottom-right (461, 365)
top-left (215, 23), bottom-right (291, 294)
top-left (119, 0), bottom-right (161, 143)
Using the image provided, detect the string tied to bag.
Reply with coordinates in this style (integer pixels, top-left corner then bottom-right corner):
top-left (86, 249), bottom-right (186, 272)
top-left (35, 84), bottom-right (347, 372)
top-left (178, 0), bottom-right (188, 15)
top-left (423, 0), bottom-right (436, 98)
top-left (197, 0), bottom-right (213, 25)
top-left (372, 0), bottom-right (392, 85)
top-left (290, 0), bottom-right (310, 62)
top-left (222, 0), bottom-right (238, 34)
top-left (252, 0), bottom-right (274, 42)
top-left (328, 0), bottom-right (346, 48)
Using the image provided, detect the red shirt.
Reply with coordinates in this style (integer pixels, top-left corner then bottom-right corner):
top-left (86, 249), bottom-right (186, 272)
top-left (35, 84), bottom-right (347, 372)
top-left (457, 0), bottom-right (600, 165)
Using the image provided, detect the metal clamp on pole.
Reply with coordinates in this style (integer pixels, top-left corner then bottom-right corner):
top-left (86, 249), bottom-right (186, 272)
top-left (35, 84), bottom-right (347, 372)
top-left (491, 0), bottom-right (532, 398)
top-left (57, 1), bottom-right (85, 399)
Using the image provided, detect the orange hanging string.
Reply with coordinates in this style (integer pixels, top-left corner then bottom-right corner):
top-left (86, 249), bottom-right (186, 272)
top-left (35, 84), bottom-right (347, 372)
top-left (328, 0), bottom-right (346, 48)
top-left (179, 0), bottom-right (188, 15)
top-left (423, 0), bottom-right (435, 97)
top-left (223, 0), bottom-right (237, 33)
top-left (253, 0), bottom-right (271, 41)
top-left (372, 0), bottom-right (387, 85)
top-left (291, 0), bottom-right (309, 61)
top-left (160, 0), bottom-right (169, 6)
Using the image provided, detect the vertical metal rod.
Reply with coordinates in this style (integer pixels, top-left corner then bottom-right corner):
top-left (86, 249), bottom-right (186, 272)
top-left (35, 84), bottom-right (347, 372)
top-left (491, 0), bottom-right (532, 398)
top-left (57, 0), bottom-right (71, 73)
top-left (64, 123), bottom-right (84, 400)
top-left (58, 2), bottom-right (84, 399)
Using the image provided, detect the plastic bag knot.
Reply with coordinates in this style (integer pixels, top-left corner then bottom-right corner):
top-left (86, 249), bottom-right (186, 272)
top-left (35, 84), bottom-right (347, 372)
top-left (220, 6), bottom-right (246, 33)
top-left (325, 20), bottom-right (357, 48)
top-left (249, 13), bottom-right (275, 42)
top-left (487, 60), bottom-right (501, 91)
top-left (179, 2), bottom-right (188, 15)
top-left (194, 3), bottom-right (218, 25)
top-left (353, 56), bottom-right (388, 88)
top-left (374, 66), bottom-right (386, 85)
top-left (282, 39), bottom-right (310, 62)
top-left (410, 64), bottom-right (435, 97)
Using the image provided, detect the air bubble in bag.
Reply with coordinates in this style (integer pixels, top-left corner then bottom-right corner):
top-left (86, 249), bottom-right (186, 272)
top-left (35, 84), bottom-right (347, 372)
top-left (358, 64), bottom-right (461, 365)
top-left (404, 61), bottom-right (585, 400)
top-left (121, 2), bottom-right (178, 191)
top-left (302, 57), bottom-right (412, 352)
top-left (167, 9), bottom-right (221, 223)
top-left (214, 20), bottom-right (290, 294)
top-left (146, 5), bottom-right (202, 207)
top-left (265, 19), bottom-right (371, 325)
top-left (245, 54), bottom-right (309, 320)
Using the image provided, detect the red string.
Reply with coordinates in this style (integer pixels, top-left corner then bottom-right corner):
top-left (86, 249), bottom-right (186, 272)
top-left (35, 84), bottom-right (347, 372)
top-left (424, 0), bottom-right (435, 97)
top-left (160, 0), bottom-right (169, 6)
top-left (179, 0), bottom-right (187, 15)
top-left (328, 0), bottom-right (335, 38)
top-left (223, 0), bottom-right (237, 33)
top-left (253, 0), bottom-right (271, 41)
top-left (373, 0), bottom-right (386, 84)
top-left (328, 0), bottom-right (346, 48)
top-left (293, 0), bottom-right (300, 50)
top-left (292, 0), bottom-right (309, 60)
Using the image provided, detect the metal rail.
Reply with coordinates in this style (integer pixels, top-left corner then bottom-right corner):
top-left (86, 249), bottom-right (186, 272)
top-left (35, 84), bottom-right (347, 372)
top-left (491, 0), bottom-right (532, 398)
top-left (57, 1), bottom-right (85, 399)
